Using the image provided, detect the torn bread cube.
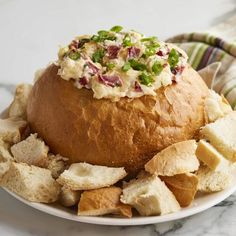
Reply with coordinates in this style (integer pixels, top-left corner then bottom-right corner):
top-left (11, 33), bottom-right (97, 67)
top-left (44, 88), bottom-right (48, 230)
top-left (59, 186), bottom-right (81, 207)
top-left (120, 175), bottom-right (180, 216)
top-left (1, 162), bottom-right (60, 203)
top-left (204, 90), bottom-right (232, 123)
top-left (0, 118), bottom-right (27, 144)
top-left (78, 186), bottom-right (132, 218)
top-left (196, 140), bottom-right (230, 171)
top-left (201, 111), bottom-right (236, 162)
top-left (160, 173), bottom-right (198, 207)
top-left (145, 140), bottom-right (199, 176)
top-left (57, 162), bottom-right (127, 190)
top-left (197, 165), bottom-right (232, 192)
top-left (47, 154), bottom-right (68, 179)
top-left (8, 83), bottom-right (32, 119)
top-left (0, 144), bottom-right (13, 183)
top-left (11, 133), bottom-right (49, 167)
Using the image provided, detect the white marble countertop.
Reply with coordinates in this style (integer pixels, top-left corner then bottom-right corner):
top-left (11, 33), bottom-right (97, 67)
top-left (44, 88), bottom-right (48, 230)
top-left (1, 0), bottom-right (236, 235)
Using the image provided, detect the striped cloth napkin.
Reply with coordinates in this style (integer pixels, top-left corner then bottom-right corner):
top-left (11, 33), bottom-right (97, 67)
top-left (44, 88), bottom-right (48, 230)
top-left (167, 15), bottom-right (236, 110)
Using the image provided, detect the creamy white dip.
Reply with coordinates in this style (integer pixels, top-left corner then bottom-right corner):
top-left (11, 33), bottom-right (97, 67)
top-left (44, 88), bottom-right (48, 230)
top-left (57, 26), bottom-right (188, 101)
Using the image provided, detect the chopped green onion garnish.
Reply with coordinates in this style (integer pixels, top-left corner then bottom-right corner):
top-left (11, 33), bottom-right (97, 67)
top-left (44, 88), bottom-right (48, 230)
top-left (68, 51), bottom-right (81, 60)
top-left (91, 31), bottom-right (116, 42)
top-left (98, 30), bottom-right (109, 37)
top-left (152, 61), bottom-right (163, 75)
top-left (139, 72), bottom-right (154, 86)
top-left (110, 25), bottom-right (123, 33)
top-left (91, 35), bottom-right (100, 42)
top-left (107, 63), bottom-right (115, 70)
top-left (122, 62), bottom-right (131, 72)
top-left (143, 46), bottom-right (158, 57)
top-left (141, 36), bottom-right (158, 42)
top-left (78, 38), bottom-right (90, 47)
top-left (123, 34), bottom-right (132, 47)
top-left (168, 48), bottom-right (179, 69)
top-left (129, 59), bottom-right (147, 71)
top-left (92, 49), bottom-right (105, 63)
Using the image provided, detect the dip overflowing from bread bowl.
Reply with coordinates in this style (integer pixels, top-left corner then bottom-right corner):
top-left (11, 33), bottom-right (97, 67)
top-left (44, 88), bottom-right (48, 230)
top-left (27, 26), bottom-right (209, 174)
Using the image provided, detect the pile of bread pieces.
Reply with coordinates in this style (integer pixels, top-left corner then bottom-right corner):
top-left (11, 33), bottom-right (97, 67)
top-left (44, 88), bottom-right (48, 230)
top-left (0, 84), bottom-right (236, 218)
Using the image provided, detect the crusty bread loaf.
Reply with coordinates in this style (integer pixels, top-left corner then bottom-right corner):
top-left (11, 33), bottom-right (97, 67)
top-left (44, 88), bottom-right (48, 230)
top-left (120, 175), bottom-right (180, 216)
top-left (145, 140), bottom-right (199, 176)
top-left (196, 165), bottom-right (232, 192)
top-left (59, 186), bottom-right (81, 207)
top-left (160, 173), bottom-right (198, 207)
top-left (204, 90), bottom-right (232, 123)
top-left (201, 111), bottom-right (236, 162)
top-left (27, 64), bottom-right (209, 174)
top-left (196, 140), bottom-right (229, 171)
top-left (78, 186), bottom-right (132, 217)
top-left (0, 118), bottom-right (27, 144)
top-left (57, 162), bottom-right (127, 190)
top-left (47, 154), bottom-right (68, 179)
top-left (1, 162), bottom-right (60, 203)
top-left (11, 133), bottom-right (49, 168)
top-left (8, 83), bottom-right (32, 119)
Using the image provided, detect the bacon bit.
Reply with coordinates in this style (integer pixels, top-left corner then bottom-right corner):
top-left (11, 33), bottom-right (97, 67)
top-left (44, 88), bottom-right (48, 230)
top-left (98, 74), bottom-right (122, 87)
top-left (87, 61), bottom-right (99, 74)
top-left (128, 47), bottom-right (140, 58)
top-left (79, 77), bottom-right (89, 86)
top-left (166, 47), bottom-right (170, 55)
top-left (134, 81), bottom-right (142, 92)
top-left (163, 63), bottom-right (168, 68)
top-left (107, 45), bottom-right (121, 59)
top-left (69, 40), bottom-right (79, 50)
top-left (171, 65), bottom-right (185, 75)
top-left (156, 50), bottom-right (164, 56)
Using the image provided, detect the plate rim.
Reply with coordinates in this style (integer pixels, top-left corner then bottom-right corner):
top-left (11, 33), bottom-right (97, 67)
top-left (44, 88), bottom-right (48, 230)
top-left (3, 181), bottom-right (236, 226)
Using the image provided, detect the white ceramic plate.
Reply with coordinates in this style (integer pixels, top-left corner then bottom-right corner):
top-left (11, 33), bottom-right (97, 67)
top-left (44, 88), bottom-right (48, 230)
top-left (3, 170), bottom-right (236, 226)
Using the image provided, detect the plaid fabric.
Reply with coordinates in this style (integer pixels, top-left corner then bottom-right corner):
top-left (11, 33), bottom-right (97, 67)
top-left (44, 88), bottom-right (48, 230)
top-left (167, 15), bottom-right (236, 110)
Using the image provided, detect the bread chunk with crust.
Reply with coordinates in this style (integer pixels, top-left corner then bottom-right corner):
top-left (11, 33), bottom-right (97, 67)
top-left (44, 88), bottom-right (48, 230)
top-left (201, 112), bottom-right (236, 162)
top-left (145, 140), bottom-right (199, 176)
top-left (0, 118), bottom-right (27, 144)
top-left (11, 133), bottom-right (49, 168)
top-left (57, 162), bottom-right (127, 190)
top-left (78, 186), bottom-right (132, 217)
top-left (1, 162), bottom-right (60, 203)
top-left (121, 175), bottom-right (180, 216)
top-left (8, 83), bottom-right (32, 119)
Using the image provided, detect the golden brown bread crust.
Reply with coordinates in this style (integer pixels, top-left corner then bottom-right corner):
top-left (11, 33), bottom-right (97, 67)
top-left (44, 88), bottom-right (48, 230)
top-left (27, 64), bottom-right (209, 174)
top-left (160, 173), bottom-right (198, 207)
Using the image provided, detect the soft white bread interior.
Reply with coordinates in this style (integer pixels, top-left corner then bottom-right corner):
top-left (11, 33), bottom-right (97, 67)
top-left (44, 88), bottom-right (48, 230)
top-left (8, 83), bottom-right (32, 119)
top-left (201, 111), bottom-right (236, 162)
top-left (59, 186), bottom-right (81, 207)
top-left (120, 175), bottom-right (180, 216)
top-left (0, 143), bottom-right (13, 183)
top-left (196, 140), bottom-right (230, 171)
top-left (204, 90), bottom-right (232, 123)
top-left (160, 173), bottom-right (198, 207)
top-left (145, 140), bottom-right (199, 176)
top-left (78, 186), bottom-right (132, 217)
top-left (11, 133), bottom-right (49, 168)
top-left (197, 165), bottom-right (232, 192)
top-left (0, 118), bottom-right (27, 144)
top-left (47, 154), bottom-right (68, 179)
top-left (57, 162), bottom-right (127, 190)
top-left (1, 162), bottom-right (60, 203)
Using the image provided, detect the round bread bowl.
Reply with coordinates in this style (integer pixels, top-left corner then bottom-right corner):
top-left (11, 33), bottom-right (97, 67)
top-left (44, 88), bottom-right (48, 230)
top-left (27, 64), bottom-right (209, 174)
